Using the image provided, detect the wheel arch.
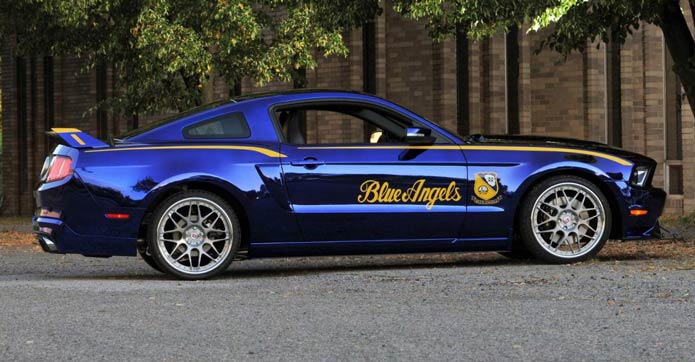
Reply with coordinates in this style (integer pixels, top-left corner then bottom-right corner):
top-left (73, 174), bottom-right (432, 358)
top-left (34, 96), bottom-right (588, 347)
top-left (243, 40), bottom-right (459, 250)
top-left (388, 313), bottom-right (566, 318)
top-left (512, 167), bottom-right (624, 241)
top-left (138, 177), bottom-right (252, 250)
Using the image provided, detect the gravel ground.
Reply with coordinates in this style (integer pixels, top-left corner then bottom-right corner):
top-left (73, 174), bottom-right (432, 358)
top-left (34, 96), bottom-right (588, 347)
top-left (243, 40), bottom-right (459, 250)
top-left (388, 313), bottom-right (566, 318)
top-left (0, 242), bottom-right (693, 362)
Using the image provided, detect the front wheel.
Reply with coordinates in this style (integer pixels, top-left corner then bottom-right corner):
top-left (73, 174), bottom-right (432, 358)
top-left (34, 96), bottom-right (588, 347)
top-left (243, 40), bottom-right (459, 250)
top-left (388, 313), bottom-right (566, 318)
top-left (147, 190), bottom-right (241, 280)
top-left (519, 176), bottom-right (612, 263)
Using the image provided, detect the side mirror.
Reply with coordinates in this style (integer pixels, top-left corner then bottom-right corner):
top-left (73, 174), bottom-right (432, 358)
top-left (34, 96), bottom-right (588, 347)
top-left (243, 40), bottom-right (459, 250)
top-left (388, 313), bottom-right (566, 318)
top-left (404, 127), bottom-right (435, 145)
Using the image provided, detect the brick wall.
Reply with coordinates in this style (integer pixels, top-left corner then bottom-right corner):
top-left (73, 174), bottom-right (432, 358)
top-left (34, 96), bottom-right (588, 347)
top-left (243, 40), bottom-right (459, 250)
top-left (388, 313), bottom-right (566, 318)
top-left (525, 29), bottom-right (588, 138)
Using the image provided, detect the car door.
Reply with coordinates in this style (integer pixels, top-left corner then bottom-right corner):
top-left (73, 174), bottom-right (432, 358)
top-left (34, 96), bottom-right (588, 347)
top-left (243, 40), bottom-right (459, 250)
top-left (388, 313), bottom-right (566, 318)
top-left (275, 100), bottom-right (468, 242)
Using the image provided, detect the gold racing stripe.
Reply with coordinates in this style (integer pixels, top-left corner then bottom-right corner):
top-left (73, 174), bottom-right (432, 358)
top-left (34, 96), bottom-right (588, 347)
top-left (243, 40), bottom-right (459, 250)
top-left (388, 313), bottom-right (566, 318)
top-left (70, 134), bottom-right (86, 146)
top-left (297, 145), bottom-right (632, 166)
top-left (459, 145), bottom-right (632, 166)
top-left (84, 145), bottom-right (287, 158)
top-left (70, 136), bottom-right (630, 165)
top-left (51, 127), bottom-right (82, 133)
top-left (298, 145), bottom-right (462, 150)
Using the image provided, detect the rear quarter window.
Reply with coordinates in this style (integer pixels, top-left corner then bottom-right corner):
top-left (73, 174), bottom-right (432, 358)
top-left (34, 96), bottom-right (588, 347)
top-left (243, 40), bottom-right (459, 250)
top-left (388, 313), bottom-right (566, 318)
top-left (183, 112), bottom-right (251, 139)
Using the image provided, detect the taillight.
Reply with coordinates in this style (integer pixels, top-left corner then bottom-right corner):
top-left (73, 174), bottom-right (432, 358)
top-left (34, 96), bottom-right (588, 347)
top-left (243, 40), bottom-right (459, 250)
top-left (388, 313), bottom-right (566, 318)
top-left (46, 155), bottom-right (73, 182)
top-left (39, 157), bottom-right (51, 181)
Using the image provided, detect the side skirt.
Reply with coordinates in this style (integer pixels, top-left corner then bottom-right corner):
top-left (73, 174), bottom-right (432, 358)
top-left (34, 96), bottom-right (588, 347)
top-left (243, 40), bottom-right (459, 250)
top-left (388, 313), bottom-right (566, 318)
top-left (248, 237), bottom-right (510, 258)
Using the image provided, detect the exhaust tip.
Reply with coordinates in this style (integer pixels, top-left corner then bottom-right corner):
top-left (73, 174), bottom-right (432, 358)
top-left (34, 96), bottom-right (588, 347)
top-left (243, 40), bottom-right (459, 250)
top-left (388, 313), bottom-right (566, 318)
top-left (38, 236), bottom-right (60, 253)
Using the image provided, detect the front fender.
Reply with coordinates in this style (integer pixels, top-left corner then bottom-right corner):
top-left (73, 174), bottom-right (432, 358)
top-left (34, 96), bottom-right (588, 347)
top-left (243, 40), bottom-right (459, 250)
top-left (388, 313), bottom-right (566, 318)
top-left (463, 147), bottom-right (633, 240)
top-left (509, 161), bottom-right (631, 237)
top-left (515, 161), bottom-right (626, 202)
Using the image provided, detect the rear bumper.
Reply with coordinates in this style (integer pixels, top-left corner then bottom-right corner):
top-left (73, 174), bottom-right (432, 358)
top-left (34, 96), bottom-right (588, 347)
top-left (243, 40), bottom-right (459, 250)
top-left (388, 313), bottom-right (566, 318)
top-left (32, 215), bottom-right (135, 257)
top-left (33, 168), bottom-right (138, 257)
top-left (33, 216), bottom-right (65, 254)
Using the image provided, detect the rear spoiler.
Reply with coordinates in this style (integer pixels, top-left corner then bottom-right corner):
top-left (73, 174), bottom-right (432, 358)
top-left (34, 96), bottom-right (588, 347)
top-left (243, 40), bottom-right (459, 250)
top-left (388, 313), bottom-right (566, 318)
top-left (48, 128), bottom-right (109, 149)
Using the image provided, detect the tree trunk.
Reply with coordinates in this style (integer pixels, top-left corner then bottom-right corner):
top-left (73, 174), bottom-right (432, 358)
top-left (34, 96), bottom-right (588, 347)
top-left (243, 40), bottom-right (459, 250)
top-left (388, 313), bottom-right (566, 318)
top-left (658, 0), bottom-right (695, 117)
top-left (201, 70), bottom-right (216, 105)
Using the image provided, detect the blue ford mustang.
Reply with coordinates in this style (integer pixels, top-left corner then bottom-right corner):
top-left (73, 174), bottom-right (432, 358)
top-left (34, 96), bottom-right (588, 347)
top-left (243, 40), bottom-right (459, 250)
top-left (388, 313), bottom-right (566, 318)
top-left (34, 90), bottom-right (666, 279)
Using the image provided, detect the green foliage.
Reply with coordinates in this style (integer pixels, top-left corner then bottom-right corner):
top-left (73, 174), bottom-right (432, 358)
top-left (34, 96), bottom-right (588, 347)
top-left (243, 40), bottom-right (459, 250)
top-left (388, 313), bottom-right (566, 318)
top-left (392, 0), bottom-right (695, 115)
top-left (0, 0), bottom-right (380, 115)
top-left (3, 0), bottom-right (695, 118)
top-left (391, 0), bottom-right (667, 49)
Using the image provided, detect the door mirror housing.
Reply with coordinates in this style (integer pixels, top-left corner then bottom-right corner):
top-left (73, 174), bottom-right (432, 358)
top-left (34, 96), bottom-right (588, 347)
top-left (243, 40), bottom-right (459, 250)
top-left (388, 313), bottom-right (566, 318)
top-left (404, 127), bottom-right (435, 145)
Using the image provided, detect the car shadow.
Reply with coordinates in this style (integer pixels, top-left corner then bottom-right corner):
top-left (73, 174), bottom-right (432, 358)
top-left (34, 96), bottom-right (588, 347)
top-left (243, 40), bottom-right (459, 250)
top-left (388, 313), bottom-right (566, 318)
top-left (217, 253), bottom-right (527, 280)
top-left (53, 252), bottom-right (527, 281)
top-left (50, 248), bottom-right (682, 281)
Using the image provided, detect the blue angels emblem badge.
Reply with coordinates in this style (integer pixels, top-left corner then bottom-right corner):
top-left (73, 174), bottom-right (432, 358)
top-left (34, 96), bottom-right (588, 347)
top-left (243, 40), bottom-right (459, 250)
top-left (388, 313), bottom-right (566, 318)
top-left (473, 172), bottom-right (501, 204)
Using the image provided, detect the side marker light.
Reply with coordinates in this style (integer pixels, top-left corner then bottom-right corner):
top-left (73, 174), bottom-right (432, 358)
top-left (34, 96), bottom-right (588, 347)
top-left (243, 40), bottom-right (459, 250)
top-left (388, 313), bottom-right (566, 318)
top-left (105, 213), bottom-right (130, 220)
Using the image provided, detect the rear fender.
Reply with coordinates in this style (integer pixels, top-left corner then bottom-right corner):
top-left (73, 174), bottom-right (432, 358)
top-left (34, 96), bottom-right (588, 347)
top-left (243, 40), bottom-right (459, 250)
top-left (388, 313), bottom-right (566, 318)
top-left (142, 174), bottom-right (252, 214)
top-left (140, 172), bottom-right (302, 243)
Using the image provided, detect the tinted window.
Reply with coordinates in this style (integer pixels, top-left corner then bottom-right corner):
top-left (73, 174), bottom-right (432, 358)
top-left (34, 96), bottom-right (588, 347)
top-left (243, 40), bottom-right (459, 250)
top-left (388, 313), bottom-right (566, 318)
top-left (117, 100), bottom-right (232, 140)
top-left (274, 104), bottom-right (450, 145)
top-left (184, 112), bottom-right (250, 139)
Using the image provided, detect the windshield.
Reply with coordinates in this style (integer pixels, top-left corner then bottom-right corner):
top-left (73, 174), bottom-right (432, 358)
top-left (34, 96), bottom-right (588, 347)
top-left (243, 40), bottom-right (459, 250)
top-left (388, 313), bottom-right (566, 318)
top-left (116, 100), bottom-right (234, 140)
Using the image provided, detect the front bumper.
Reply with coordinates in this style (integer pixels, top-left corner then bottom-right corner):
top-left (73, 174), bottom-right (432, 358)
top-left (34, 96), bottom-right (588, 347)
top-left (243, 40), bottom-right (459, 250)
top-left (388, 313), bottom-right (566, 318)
top-left (621, 186), bottom-right (667, 240)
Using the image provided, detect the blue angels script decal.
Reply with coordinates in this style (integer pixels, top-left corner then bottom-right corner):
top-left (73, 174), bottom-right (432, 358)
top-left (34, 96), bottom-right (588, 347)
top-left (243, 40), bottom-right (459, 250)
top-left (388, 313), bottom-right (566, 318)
top-left (357, 179), bottom-right (462, 210)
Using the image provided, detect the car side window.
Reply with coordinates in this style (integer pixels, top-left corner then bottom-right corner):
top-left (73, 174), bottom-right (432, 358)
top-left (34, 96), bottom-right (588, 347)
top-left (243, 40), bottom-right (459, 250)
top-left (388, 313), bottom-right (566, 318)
top-left (275, 104), bottom-right (448, 145)
top-left (183, 112), bottom-right (250, 139)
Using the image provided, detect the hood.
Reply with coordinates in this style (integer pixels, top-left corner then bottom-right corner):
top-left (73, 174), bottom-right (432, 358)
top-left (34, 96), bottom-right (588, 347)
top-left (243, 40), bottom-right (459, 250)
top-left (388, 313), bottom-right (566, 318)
top-left (463, 134), bottom-right (656, 166)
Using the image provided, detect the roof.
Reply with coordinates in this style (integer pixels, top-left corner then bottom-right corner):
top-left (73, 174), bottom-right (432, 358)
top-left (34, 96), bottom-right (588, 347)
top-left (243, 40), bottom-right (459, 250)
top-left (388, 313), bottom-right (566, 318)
top-left (230, 88), bottom-right (370, 103)
top-left (118, 89), bottom-right (378, 141)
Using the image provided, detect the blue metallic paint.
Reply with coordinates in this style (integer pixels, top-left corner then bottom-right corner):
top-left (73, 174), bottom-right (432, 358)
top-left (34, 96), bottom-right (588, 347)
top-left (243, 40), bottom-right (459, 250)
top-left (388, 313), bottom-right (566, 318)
top-left (33, 90), bottom-right (666, 258)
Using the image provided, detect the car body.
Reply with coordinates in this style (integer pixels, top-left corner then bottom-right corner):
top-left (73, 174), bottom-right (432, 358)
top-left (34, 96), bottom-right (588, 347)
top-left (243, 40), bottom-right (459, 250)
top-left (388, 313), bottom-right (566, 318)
top-left (33, 90), bottom-right (666, 279)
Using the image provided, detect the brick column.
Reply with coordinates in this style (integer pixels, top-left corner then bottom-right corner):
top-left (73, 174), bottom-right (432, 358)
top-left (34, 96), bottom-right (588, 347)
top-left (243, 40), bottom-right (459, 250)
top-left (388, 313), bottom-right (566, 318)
top-left (383, 6), bottom-right (435, 120)
top-left (431, 38), bottom-right (457, 132)
top-left (468, 39), bottom-right (496, 134)
top-left (642, 25), bottom-right (665, 190)
top-left (488, 31), bottom-right (507, 134)
top-left (1, 46), bottom-right (18, 214)
top-left (518, 25), bottom-right (532, 135)
top-left (584, 40), bottom-right (607, 143)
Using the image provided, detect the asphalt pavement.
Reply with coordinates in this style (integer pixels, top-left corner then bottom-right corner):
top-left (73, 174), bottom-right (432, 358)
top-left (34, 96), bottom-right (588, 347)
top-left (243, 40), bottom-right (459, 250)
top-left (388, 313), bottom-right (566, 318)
top-left (0, 249), bottom-right (693, 362)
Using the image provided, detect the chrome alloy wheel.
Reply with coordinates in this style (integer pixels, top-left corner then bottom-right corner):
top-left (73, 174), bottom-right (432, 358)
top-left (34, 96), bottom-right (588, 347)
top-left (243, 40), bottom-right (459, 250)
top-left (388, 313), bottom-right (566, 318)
top-left (156, 197), bottom-right (234, 275)
top-left (530, 182), bottom-right (606, 258)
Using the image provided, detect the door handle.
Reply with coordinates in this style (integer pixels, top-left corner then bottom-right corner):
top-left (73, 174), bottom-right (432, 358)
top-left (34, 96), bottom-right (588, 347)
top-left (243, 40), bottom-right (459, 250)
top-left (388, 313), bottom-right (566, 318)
top-left (290, 158), bottom-right (325, 168)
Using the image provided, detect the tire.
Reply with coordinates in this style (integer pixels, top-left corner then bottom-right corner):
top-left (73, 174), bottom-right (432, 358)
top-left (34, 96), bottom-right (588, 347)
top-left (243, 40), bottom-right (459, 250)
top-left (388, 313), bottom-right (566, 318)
top-left (147, 190), bottom-right (241, 280)
top-left (518, 175), bottom-right (612, 263)
top-left (137, 247), bottom-right (163, 273)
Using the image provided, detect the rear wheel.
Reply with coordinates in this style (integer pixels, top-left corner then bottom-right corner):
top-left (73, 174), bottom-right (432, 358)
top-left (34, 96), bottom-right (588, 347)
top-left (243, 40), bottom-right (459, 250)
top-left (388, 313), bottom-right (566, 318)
top-left (147, 190), bottom-right (241, 280)
top-left (519, 176), bottom-right (611, 263)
